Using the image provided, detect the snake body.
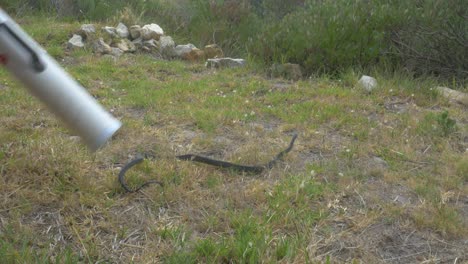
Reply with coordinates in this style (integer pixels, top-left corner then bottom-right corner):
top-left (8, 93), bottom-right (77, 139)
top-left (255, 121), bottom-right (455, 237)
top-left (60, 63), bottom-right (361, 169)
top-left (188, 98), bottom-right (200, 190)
top-left (118, 134), bottom-right (297, 193)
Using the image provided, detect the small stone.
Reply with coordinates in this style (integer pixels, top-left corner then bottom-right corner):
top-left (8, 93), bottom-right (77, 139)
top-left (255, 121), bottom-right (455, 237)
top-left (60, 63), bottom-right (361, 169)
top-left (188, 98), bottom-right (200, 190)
top-left (358, 75), bottom-right (378, 93)
top-left (159, 36), bottom-right (176, 58)
top-left (116, 23), bottom-right (129, 38)
top-left (115, 39), bottom-right (136, 53)
top-left (206, 58), bottom-right (246, 69)
top-left (92, 38), bottom-right (112, 54)
top-left (141, 24), bottom-right (164, 40)
top-left (131, 38), bottom-right (143, 49)
top-left (143, 39), bottom-right (160, 52)
top-left (129, 25), bottom-right (142, 40)
top-left (78, 24), bottom-right (96, 39)
top-left (174, 44), bottom-right (196, 58)
top-left (436, 87), bottom-right (468, 106)
top-left (110, 47), bottom-right (124, 57)
top-left (204, 44), bottom-right (224, 59)
top-left (67, 34), bottom-right (84, 49)
top-left (102, 26), bottom-right (118, 38)
top-left (183, 48), bottom-right (205, 61)
top-left (371, 156), bottom-right (388, 169)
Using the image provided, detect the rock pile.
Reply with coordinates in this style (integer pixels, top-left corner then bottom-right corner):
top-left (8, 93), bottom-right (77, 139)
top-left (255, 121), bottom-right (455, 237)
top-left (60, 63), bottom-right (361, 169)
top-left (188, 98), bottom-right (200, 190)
top-left (68, 22), bottom-right (232, 64)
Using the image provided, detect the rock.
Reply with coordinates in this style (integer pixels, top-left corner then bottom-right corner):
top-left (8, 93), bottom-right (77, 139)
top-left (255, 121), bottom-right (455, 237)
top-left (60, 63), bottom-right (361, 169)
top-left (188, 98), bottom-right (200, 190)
top-left (67, 34), bottom-right (84, 49)
top-left (174, 43), bottom-right (196, 58)
top-left (358, 75), bottom-right (378, 93)
top-left (269, 63), bottom-right (302, 81)
top-left (206, 58), bottom-right (246, 69)
top-left (436, 87), bottom-right (468, 106)
top-left (92, 38), bottom-right (112, 54)
top-left (141, 24), bottom-right (164, 40)
top-left (159, 36), bottom-right (176, 58)
top-left (371, 156), bottom-right (389, 169)
top-left (116, 23), bottom-right (129, 38)
top-left (115, 39), bottom-right (136, 53)
top-left (110, 47), bottom-right (124, 57)
top-left (183, 48), bottom-right (205, 61)
top-left (131, 38), bottom-right (143, 49)
top-left (204, 44), bottom-right (224, 59)
top-left (78, 24), bottom-right (96, 39)
top-left (170, 43), bottom-right (203, 61)
top-left (129, 25), bottom-right (142, 40)
top-left (143, 39), bottom-right (160, 52)
top-left (102, 26), bottom-right (118, 38)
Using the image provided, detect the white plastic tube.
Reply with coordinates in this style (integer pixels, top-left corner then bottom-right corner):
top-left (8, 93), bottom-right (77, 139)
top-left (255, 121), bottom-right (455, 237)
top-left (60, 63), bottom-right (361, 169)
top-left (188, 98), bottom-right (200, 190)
top-left (0, 9), bottom-right (121, 151)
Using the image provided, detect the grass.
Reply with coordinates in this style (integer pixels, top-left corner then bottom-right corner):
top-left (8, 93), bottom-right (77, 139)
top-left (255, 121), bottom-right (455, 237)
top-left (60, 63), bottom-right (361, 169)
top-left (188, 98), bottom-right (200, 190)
top-left (0, 17), bottom-right (466, 263)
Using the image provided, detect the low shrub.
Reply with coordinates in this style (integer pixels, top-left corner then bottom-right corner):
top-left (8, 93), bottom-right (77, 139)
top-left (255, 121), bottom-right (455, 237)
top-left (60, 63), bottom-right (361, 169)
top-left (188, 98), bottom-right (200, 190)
top-left (5, 0), bottom-right (466, 84)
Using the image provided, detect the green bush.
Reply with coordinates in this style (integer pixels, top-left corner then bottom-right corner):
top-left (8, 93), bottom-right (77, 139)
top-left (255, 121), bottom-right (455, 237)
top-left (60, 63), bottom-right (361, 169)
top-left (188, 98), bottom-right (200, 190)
top-left (246, 0), bottom-right (465, 81)
top-left (5, 0), bottom-right (466, 83)
top-left (248, 0), bottom-right (414, 74)
top-left (389, 0), bottom-right (467, 80)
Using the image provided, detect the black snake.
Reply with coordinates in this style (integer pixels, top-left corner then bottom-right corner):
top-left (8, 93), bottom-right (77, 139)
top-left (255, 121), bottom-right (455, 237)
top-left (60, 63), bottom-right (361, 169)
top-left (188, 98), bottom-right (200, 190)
top-left (118, 134), bottom-right (298, 193)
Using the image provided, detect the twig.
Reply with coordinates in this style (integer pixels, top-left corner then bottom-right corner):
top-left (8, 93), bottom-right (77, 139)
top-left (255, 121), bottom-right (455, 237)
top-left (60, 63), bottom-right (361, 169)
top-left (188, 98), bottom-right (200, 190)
top-left (422, 145), bottom-right (431, 155)
top-left (403, 230), bottom-right (416, 246)
top-left (405, 165), bottom-right (424, 173)
top-left (354, 189), bottom-right (366, 208)
top-left (119, 242), bottom-right (145, 249)
top-left (429, 235), bottom-right (463, 248)
top-left (383, 250), bottom-right (428, 261)
top-left (0, 203), bottom-right (30, 213)
top-left (71, 224), bottom-right (91, 264)
top-left (390, 149), bottom-right (431, 165)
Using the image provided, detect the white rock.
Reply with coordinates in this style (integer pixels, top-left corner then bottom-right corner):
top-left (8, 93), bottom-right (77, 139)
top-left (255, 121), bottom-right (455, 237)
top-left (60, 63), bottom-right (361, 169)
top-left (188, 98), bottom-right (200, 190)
top-left (67, 34), bottom-right (84, 49)
top-left (141, 24), bottom-right (164, 40)
top-left (116, 23), bottom-right (129, 38)
top-left (358, 75), bottom-right (378, 93)
top-left (206, 58), bottom-right (246, 68)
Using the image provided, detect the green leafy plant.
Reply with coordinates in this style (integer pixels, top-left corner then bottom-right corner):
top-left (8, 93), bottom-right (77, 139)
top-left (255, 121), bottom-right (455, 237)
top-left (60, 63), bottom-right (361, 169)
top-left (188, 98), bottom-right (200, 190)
top-left (436, 111), bottom-right (457, 136)
top-left (418, 110), bottom-right (457, 138)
